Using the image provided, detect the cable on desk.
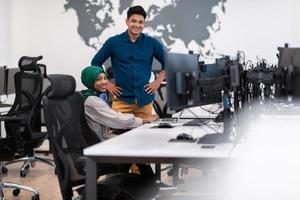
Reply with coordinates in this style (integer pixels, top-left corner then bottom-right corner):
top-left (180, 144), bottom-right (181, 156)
top-left (199, 103), bottom-right (223, 115)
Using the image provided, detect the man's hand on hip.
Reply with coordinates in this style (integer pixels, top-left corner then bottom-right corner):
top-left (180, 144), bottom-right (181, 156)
top-left (144, 80), bottom-right (161, 95)
top-left (144, 69), bottom-right (166, 95)
top-left (107, 81), bottom-right (122, 96)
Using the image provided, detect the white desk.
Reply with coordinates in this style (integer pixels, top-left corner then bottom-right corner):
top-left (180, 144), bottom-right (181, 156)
top-left (0, 106), bottom-right (11, 138)
top-left (84, 120), bottom-right (235, 200)
top-left (0, 107), bottom-right (10, 114)
top-left (172, 104), bottom-right (222, 119)
top-left (0, 106), bottom-right (10, 114)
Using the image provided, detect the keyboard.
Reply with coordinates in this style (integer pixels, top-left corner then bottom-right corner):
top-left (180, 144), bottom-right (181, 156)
top-left (183, 118), bottom-right (210, 126)
top-left (161, 118), bottom-right (178, 124)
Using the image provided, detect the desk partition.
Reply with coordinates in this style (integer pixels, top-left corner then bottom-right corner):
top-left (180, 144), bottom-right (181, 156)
top-left (0, 67), bottom-right (20, 97)
top-left (0, 68), bottom-right (6, 96)
top-left (6, 68), bottom-right (20, 95)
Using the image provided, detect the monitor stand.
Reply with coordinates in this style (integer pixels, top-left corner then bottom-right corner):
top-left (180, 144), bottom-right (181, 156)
top-left (197, 133), bottom-right (224, 144)
top-left (197, 109), bottom-right (232, 144)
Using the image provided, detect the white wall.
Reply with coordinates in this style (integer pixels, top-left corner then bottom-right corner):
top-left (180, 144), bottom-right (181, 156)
top-left (213, 0), bottom-right (300, 63)
top-left (1, 0), bottom-right (95, 89)
top-left (0, 0), bottom-right (11, 65)
top-left (1, 0), bottom-right (300, 90)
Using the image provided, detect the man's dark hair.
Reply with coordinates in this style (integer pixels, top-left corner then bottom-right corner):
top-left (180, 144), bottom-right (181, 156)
top-left (127, 5), bottom-right (147, 19)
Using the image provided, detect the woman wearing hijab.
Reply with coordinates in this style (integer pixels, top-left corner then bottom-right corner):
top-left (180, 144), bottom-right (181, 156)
top-left (81, 66), bottom-right (158, 176)
top-left (81, 65), bottom-right (158, 141)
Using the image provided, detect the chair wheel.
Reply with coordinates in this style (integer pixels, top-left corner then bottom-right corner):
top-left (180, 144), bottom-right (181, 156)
top-left (13, 188), bottom-right (20, 196)
top-left (32, 194), bottom-right (40, 200)
top-left (31, 161), bottom-right (36, 168)
top-left (2, 166), bottom-right (8, 174)
top-left (20, 170), bottom-right (26, 177)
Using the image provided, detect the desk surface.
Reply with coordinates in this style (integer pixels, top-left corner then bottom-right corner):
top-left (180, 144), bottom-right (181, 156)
top-left (84, 119), bottom-right (235, 200)
top-left (84, 110), bottom-right (300, 200)
top-left (0, 104), bottom-right (11, 138)
top-left (84, 119), bottom-right (234, 164)
top-left (0, 107), bottom-right (10, 113)
top-left (0, 105), bottom-right (10, 115)
top-left (172, 104), bottom-right (222, 119)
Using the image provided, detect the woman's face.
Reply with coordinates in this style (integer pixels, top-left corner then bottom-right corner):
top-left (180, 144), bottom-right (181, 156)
top-left (94, 73), bottom-right (107, 92)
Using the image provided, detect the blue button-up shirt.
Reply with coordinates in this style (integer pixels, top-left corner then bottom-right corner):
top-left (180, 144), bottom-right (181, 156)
top-left (91, 30), bottom-right (165, 107)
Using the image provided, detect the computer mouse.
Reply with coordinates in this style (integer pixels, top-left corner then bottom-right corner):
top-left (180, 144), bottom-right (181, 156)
top-left (158, 122), bottom-right (173, 128)
top-left (176, 133), bottom-right (194, 141)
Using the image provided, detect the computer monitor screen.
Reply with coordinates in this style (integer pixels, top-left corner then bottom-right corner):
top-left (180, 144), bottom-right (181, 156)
top-left (195, 61), bottom-right (230, 144)
top-left (0, 68), bottom-right (6, 95)
top-left (166, 53), bottom-right (227, 111)
top-left (195, 61), bottom-right (225, 106)
top-left (6, 68), bottom-right (20, 95)
top-left (278, 47), bottom-right (300, 68)
top-left (278, 47), bottom-right (300, 97)
top-left (166, 53), bottom-right (199, 111)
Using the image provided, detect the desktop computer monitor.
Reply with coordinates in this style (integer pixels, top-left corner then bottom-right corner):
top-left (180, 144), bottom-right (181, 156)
top-left (278, 47), bottom-right (300, 68)
top-left (0, 68), bottom-right (6, 95)
top-left (165, 53), bottom-right (199, 111)
top-left (166, 52), bottom-right (226, 111)
top-left (166, 53), bottom-right (231, 143)
top-left (6, 68), bottom-right (20, 95)
top-left (194, 62), bottom-right (225, 107)
top-left (278, 47), bottom-right (300, 98)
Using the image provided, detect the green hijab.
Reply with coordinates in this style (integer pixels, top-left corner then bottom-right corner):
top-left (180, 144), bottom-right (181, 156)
top-left (81, 65), bottom-right (106, 98)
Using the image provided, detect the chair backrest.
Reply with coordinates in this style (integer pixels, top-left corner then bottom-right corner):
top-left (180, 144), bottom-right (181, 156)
top-left (4, 56), bottom-right (45, 153)
top-left (43, 74), bottom-right (89, 200)
top-left (43, 74), bottom-right (88, 151)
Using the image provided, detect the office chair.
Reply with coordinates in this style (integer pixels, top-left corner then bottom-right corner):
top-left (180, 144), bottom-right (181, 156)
top-left (43, 74), bottom-right (159, 200)
top-left (0, 126), bottom-right (39, 200)
top-left (43, 74), bottom-right (95, 200)
top-left (1, 56), bottom-right (54, 178)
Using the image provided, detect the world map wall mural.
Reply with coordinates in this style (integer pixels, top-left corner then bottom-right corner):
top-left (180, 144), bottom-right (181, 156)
top-left (64, 0), bottom-right (226, 58)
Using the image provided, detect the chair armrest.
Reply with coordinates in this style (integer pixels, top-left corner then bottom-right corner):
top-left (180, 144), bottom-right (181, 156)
top-left (76, 156), bottom-right (87, 165)
top-left (74, 156), bottom-right (87, 175)
top-left (0, 115), bottom-right (26, 122)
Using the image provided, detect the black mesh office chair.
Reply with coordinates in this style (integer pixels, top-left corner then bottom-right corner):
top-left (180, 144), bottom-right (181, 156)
top-left (43, 74), bottom-right (101, 200)
top-left (1, 56), bottom-right (54, 178)
top-left (43, 74), bottom-right (159, 200)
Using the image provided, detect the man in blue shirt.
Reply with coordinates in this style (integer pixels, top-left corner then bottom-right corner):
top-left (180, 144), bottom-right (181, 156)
top-left (91, 5), bottom-right (166, 120)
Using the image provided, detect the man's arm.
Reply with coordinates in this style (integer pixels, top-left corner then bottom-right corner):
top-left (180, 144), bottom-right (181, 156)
top-left (85, 96), bottom-right (142, 129)
top-left (91, 38), bottom-right (123, 96)
top-left (144, 38), bottom-right (166, 94)
top-left (91, 38), bottom-right (112, 67)
top-left (144, 70), bottom-right (166, 95)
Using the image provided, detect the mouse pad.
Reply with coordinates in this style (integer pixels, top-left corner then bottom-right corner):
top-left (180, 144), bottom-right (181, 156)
top-left (168, 138), bottom-right (197, 143)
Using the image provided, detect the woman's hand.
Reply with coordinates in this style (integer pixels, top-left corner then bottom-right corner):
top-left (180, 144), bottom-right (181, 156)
top-left (142, 114), bottom-right (159, 124)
